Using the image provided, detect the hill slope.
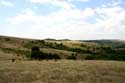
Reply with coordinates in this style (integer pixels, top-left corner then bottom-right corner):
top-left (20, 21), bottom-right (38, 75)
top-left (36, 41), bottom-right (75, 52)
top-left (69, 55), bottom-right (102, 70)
top-left (0, 35), bottom-right (125, 83)
top-left (0, 35), bottom-right (125, 60)
top-left (83, 40), bottom-right (125, 48)
top-left (0, 60), bottom-right (125, 83)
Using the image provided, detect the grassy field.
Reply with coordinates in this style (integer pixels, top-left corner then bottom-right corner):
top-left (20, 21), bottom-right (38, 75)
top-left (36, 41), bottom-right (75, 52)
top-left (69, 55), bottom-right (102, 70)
top-left (0, 60), bottom-right (125, 83)
top-left (0, 36), bottom-right (125, 83)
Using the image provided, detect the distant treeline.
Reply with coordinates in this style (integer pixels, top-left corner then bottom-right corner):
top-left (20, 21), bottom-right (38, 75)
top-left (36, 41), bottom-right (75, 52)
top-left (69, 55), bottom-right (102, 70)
top-left (27, 40), bottom-right (125, 54)
top-left (29, 46), bottom-right (125, 61)
top-left (29, 46), bottom-right (77, 60)
top-left (1, 36), bottom-right (125, 61)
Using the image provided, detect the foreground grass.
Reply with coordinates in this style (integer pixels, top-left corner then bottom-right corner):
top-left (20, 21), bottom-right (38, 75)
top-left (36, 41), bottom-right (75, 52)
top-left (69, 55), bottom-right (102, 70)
top-left (0, 60), bottom-right (125, 83)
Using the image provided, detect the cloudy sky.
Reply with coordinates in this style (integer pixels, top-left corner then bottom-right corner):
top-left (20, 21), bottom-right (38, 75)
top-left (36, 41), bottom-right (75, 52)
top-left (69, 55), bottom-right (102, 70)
top-left (0, 0), bottom-right (125, 40)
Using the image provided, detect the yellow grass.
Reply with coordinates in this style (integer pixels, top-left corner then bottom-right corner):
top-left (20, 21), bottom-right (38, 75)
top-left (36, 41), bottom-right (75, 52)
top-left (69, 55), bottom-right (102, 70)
top-left (0, 60), bottom-right (125, 83)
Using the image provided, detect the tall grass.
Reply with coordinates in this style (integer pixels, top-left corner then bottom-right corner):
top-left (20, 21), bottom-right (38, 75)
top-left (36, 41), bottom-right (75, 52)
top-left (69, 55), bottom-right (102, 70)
top-left (0, 60), bottom-right (125, 83)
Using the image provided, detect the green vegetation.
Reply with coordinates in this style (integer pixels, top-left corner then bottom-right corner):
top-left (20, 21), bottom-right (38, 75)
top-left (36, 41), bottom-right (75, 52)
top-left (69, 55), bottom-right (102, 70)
top-left (0, 35), bottom-right (125, 61)
top-left (0, 36), bottom-right (125, 83)
top-left (30, 46), bottom-right (61, 60)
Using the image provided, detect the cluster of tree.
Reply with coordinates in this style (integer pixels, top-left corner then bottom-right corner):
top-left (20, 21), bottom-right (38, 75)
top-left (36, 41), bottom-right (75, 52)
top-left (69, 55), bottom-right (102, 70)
top-left (44, 42), bottom-right (92, 54)
top-left (23, 40), bottom-right (46, 48)
top-left (45, 42), bottom-right (116, 55)
top-left (85, 54), bottom-right (125, 61)
top-left (30, 46), bottom-right (79, 60)
top-left (29, 46), bottom-right (125, 61)
top-left (45, 42), bottom-right (67, 50)
top-left (30, 46), bottom-right (61, 60)
top-left (28, 40), bottom-right (115, 55)
top-left (27, 40), bottom-right (125, 61)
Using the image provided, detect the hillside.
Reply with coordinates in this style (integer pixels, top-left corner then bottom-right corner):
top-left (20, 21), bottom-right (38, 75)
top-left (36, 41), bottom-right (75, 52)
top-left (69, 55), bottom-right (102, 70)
top-left (0, 35), bottom-right (125, 61)
top-left (82, 40), bottom-right (125, 48)
top-left (0, 35), bottom-right (125, 83)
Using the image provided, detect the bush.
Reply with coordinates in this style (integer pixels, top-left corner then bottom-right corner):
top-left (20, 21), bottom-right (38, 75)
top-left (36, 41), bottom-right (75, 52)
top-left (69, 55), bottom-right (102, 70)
top-left (52, 54), bottom-right (61, 59)
top-left (85, 55), bottom-right (95, 60)
top-left (67, 54), bottom-right (77, 60)
top-left (30, 46), bottom-right (61, 60)
top-left (43, 53), bottom-right (61, 60)
top-left (31, 46), bottom-right (40, 51)
top-left (31, 46), bottom-right (41, 59)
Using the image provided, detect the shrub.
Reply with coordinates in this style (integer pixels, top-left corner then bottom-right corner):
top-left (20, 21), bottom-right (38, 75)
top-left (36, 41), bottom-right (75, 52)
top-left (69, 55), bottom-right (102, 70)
top-left (85, 55), bottom-right (95, 60)
top-left (43, 53), bottom-right (61, 60)
top-left (31, 46), bottom-right (41, 59)
top-left (67, 54), bottom-right (77, 60)
top-left (52, 54), bottom-right (61, 59)
top-left (30, 46), bottom-right (61, 60)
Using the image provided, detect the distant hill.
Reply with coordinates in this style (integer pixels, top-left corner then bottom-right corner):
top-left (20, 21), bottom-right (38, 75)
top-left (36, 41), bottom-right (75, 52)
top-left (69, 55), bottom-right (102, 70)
top-left (0, 35), bottom-right (125, 61)
top-left (81, 40), bottom-right (125, 48)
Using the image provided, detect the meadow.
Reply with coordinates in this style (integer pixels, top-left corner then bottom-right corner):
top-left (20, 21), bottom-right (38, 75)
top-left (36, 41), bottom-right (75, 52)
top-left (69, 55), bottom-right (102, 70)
top-left (0, 60), bottom-right (125, 83)
top-left (0, 35), bottom-right (125, 83)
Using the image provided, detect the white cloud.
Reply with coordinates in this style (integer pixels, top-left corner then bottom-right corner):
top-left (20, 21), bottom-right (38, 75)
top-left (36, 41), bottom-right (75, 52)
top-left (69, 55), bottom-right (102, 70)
top-left (94, 5), bottom-right (125, 39)
top-left (51, 0), bottom-right (74, 10)
top-left (95, 6), bottom-right (122, 17)
top-left (111, 0), bottom-right (122, 6)
top-left (30, 0), bottom-right (89, 3)
top-left (0, 1), bottom-right (14, 7)
top-left (82, 8), bottom-right (95, 17)
top-left (30, 0), bottom-right (89, 9)
top-left (22, 8), bottom-right (35, 15)
top-left (7, 7), bottom-right (95, 24)
top-left (30, 0), bottom-right (50, 3)
top-left (95, 6), bottom-right (125, 26)
top-left (7, 8), bottom-right (36, 24)
top-left (68, 0), bottom-right (89, 2)
top-left (6, 0), bottom-right (125, 40)
top-left (6, 7), bottom-right (96, 39)
top-left (30, 0), bottom-right (74, 10)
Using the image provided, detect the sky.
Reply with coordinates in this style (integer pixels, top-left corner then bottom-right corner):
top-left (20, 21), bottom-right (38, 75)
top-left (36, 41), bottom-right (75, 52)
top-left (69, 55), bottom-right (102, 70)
top-left (0, 0), bottom-right (125, 40)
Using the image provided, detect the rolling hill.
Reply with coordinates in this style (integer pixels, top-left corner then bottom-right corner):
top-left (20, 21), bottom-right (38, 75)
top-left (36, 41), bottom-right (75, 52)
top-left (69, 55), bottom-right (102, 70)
top-left (82, 40), bottom-right (125, 48)
top-left (0, 35), bottom-right (125, 83)
top-left (0, 35), bottom-right (125, 61)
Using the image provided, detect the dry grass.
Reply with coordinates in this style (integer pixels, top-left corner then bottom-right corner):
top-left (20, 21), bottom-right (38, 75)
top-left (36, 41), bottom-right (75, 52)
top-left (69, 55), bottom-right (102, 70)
top-left (0, 60), bottom-right (125, 83)
top-left (41, 48), bottom-right (75, 57)
top-left (0, 50), bottom-right (14, 60)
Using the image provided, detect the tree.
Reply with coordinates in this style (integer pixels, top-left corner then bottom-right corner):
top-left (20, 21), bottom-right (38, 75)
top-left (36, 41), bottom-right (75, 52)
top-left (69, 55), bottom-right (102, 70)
top-left (31, 46), bottom-right (40, 59)
top-left (31, 46), bottom-right (40, 51)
